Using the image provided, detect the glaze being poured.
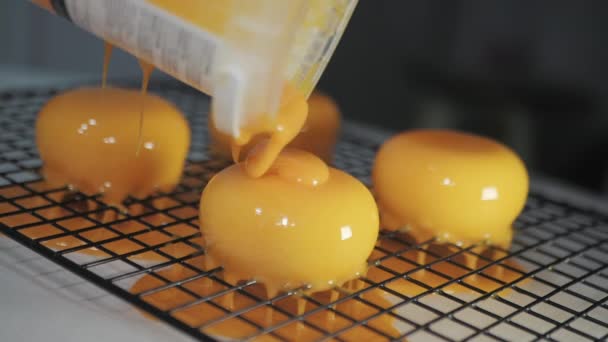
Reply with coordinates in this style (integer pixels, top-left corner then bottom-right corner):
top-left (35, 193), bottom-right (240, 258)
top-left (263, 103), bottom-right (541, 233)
top-left (230, 83), bottom-right (308, 178)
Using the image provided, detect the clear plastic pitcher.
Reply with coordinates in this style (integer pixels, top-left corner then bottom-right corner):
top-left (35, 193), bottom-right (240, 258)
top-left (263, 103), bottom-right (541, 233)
top-left (30, 0), bottom-right (358, 138)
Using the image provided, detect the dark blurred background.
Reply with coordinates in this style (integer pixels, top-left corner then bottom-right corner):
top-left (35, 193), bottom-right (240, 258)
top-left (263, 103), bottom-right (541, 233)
top-left (1, 0), bottom-right (607, 195)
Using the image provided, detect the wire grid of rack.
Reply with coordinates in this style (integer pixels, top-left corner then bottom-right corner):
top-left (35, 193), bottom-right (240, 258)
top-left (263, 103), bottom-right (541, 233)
top-left (0, 83), bottom-right (607, 342)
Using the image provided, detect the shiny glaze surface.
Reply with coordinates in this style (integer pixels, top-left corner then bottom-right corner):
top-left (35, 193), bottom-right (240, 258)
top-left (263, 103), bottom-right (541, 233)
top-left (372, 130), bottom-right (529, 249)
top-left (209, 91), bottom-right (341, 163)
top-left (36, 87), bottom-right (190, 205)
top-left (200, 149), bottom-right (379, 295)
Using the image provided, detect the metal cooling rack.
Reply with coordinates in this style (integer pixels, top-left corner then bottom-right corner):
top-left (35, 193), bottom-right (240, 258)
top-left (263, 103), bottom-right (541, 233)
top-left (0, 83), bottom-right (607, 341)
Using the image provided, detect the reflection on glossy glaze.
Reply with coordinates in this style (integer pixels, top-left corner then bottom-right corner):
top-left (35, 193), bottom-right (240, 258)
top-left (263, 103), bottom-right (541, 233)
top-left (373, 130), bottom-right (529, 249)
top-left (36, 88), bottom-right (190, 205)
top-left (209, 91), bottom-right (341, 163)
top-left (250, 146), bottom-right (329, 187)
top-left (200, 149), bottom-right (379, 296)
top-left (130, 264), bottom-right (399, 341)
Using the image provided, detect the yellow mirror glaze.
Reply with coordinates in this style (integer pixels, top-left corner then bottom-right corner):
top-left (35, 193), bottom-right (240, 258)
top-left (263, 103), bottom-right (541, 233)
top-left (36, 87), bottom-right (190, 205)
top-left (200, 149), bottom-right (379, 295)
top-left (372, 130), bottom-right (529, 249)
top-left (209, 91), bottom-right (340, 163)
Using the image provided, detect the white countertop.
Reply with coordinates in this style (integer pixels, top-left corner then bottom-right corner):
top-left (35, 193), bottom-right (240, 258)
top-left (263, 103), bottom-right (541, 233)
top-left (0, 236), bottom-right (194, 342)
